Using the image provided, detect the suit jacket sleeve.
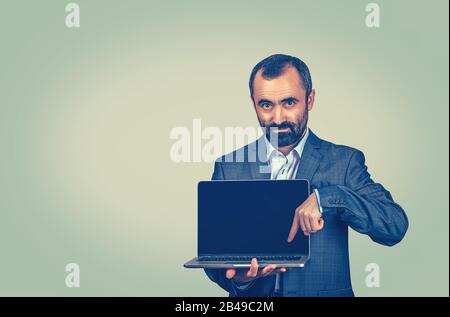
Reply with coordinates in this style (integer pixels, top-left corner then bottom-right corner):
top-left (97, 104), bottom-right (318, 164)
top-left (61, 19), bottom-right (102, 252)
top-left (203, 161), bottom-right (275, 297)
top-left (318, 150), bottom-right (409, 246)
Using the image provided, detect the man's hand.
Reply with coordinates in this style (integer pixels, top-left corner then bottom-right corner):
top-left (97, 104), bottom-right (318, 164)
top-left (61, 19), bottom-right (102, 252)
top-left (225, 258), bottom-right (287, 284)
top-left (287, 192), bottom-right (324, 242)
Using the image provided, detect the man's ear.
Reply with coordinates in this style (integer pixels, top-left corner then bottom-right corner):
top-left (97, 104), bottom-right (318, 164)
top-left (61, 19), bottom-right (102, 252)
top-left (307, 89), bottom-right (315, 111)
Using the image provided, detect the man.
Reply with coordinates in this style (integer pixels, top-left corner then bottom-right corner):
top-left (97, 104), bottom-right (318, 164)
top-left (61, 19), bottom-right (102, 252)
top-left (204, 54), bottom-right (408, 297)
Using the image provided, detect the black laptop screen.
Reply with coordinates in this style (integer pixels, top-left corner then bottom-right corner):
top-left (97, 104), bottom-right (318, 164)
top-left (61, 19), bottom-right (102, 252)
top-left (198, 180), bottom-right (310, 256)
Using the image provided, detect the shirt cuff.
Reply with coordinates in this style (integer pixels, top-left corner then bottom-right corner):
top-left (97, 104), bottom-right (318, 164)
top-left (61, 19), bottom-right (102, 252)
top-left (314, 188), bottom-right (324, 214)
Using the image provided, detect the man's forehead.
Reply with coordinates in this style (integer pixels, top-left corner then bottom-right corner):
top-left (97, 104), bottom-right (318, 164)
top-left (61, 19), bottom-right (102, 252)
top-left (255, 87), bottom-right (299, 100)
top-left (253, 67), bottom-right (305, 99)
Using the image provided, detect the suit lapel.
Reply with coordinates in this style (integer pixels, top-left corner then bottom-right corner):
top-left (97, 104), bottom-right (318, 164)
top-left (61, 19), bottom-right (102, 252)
top-left (248, 136), bottom-right (271, 180)
top-left (294, 130), bottom-right (323, 182)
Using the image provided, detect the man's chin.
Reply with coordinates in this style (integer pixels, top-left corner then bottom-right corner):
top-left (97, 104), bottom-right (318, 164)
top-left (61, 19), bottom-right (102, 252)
top-left (278, 141), bottom-right (297, 147)
top-left (268, 135), bottom-right (300, 148)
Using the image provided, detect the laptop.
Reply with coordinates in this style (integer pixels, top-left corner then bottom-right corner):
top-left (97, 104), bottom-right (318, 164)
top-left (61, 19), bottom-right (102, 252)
top-left (184, 179), bottom-right (310, 269)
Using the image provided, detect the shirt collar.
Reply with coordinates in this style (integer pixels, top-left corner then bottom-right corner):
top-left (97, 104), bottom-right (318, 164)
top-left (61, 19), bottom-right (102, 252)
top-left (265, 128), bottom-right (310, 160)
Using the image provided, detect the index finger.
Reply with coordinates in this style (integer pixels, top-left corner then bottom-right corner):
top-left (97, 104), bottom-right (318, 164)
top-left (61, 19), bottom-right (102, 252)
top-left (287, 214), bottom-right (299, 243)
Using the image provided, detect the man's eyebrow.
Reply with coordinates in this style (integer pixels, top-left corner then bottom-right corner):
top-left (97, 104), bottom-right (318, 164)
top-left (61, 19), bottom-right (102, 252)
top-left (257, 98), bottom-right (274, 106)
top-left (281, 96), bottom-right (299, 103)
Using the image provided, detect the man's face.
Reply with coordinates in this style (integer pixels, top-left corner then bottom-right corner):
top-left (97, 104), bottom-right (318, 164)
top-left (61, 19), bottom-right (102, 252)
top-left (252, 66), bottom-right (315, 148)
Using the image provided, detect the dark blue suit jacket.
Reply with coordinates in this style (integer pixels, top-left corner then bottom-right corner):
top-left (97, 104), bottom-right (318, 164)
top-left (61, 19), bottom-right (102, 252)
top-left (204, 130), bottom-right (408, 297)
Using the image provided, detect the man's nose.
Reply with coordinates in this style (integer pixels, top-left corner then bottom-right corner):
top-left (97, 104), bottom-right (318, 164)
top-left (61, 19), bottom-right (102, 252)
top-left (273, 105), bottom-right (286, 125)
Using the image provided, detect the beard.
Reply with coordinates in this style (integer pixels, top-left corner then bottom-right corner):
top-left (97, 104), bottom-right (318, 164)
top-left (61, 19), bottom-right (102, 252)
top-left (261, 113), bottom-right (308, 148)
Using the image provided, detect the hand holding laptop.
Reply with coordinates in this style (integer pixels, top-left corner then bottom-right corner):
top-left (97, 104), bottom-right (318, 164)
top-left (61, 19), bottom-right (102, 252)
top-left (225, 258), bottom-right (287, 283)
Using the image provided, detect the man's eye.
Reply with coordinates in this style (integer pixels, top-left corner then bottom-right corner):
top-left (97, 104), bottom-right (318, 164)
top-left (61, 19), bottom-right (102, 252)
top-left (286, 100), bottom-right (297, 106)
top-left (261, 103), bottom-right (272, 109)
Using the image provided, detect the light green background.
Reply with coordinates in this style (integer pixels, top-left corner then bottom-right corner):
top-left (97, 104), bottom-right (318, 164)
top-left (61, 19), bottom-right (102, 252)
top-left (0, 0), bottom-right (448, 296)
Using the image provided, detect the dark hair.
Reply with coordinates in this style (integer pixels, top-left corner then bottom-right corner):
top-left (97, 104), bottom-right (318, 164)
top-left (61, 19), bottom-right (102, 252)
top-left (249, 54), bottom-right (313, 104)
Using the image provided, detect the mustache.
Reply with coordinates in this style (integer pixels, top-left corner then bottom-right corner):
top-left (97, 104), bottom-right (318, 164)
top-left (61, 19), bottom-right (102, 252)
top-left (265, 121), bottom-right (296, 131)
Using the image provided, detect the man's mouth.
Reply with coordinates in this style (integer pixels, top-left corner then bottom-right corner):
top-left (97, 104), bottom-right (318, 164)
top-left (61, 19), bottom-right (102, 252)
top-left (274, 128), bottom-right (290, 133)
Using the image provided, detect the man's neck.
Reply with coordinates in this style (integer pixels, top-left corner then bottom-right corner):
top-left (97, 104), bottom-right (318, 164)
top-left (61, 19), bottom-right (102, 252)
top-left (277, 141), bottom-right (300, 156)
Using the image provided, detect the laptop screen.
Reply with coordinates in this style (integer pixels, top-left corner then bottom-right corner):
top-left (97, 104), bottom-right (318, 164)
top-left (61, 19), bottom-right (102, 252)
top-left (198, 180), bottom-right (310, 256)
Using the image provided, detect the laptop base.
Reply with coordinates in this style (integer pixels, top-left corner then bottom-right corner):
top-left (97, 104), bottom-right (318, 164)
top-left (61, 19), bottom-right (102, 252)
top-left (183, 256), bottom-right (309, 269)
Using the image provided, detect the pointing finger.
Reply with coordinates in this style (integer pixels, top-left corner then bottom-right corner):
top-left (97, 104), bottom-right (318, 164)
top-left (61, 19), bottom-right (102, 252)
top-left (287, 214), bottom-right (299, 242)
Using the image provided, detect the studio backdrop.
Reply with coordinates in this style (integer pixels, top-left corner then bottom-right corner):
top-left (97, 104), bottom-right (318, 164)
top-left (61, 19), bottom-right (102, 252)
top-left (0, 0), bottom-right (448, 296)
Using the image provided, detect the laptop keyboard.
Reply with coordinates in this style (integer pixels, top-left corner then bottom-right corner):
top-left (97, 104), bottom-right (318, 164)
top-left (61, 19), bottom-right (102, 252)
top-left (199, 255), bottom-right (302, 262)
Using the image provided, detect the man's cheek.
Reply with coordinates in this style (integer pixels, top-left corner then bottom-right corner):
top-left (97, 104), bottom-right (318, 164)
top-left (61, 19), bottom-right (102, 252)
top-left (262, 119), bottom-right (273, 127)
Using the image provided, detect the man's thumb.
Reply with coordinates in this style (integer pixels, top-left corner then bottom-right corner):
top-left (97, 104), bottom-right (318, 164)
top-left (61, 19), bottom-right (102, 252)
top-left (226, 269), bottom-right (236, 279)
